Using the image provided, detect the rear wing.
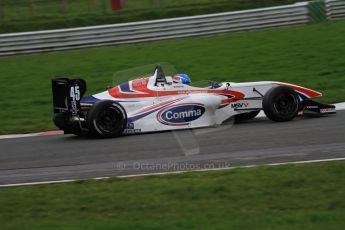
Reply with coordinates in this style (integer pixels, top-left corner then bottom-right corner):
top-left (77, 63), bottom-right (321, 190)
top-left (52, 78), bottom-right (87, 116)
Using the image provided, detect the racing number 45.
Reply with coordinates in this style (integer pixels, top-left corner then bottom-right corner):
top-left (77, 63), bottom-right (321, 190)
top-left (70, 85), bottom-right (80, 101)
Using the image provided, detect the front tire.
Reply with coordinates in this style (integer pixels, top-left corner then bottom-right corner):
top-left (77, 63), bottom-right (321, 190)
top-left (263, 86), bottom-right (300, 122)
top-left (86, 100), bottom-right (127, 138)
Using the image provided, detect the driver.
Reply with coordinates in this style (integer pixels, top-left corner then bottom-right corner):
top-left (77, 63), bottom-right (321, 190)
top-left (173, 74), bottom-right (191, 85)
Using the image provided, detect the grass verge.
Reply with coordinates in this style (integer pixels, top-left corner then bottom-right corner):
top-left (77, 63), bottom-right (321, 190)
top-left (0, 20), bottom-right (345, 134)
top-left (0, 0), bottom-right (304, 33)
top-left (0, 161), bottom-right (345, 229)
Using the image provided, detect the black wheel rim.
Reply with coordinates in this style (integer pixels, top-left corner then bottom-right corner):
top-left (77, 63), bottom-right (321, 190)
top-left (96, 107), bottom-right (122, 134)
top-left (273, 93), bottom-right (297, 116)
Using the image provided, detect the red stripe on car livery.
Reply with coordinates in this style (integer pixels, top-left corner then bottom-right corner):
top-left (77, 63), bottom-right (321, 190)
top-left (133, 97), bottom-right (186, 116)
top-left (108, 78), bottom-right (245, 100)
top-left (278, 83), bottom-right (322, 98)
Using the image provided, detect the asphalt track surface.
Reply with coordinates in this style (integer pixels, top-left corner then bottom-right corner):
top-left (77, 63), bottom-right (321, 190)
top-left (0, 111), bottom-right (344, 186)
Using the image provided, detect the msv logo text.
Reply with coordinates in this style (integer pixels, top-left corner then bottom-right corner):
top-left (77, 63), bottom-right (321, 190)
top-left (157, 103), bottom-right (205, 126)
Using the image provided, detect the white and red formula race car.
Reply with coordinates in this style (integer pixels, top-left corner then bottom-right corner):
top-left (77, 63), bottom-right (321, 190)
top-left (52, 65), bottom-right (336, 138)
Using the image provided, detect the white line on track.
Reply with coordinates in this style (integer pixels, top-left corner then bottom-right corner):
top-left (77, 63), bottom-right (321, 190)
top-left (336, 102), bottom-right (345, 110)
top-left (1, 157), bottom-right (345, 188)
top-left (0, 133), bottom-right (41, 139)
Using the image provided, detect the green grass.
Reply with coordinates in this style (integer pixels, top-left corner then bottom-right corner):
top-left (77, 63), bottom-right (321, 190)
top-left (0, 20), bottom-right (345, 134)
top-left (0, 161), bottom-right (345, 229)
top-left (0, 0), bottom-right (305, 33)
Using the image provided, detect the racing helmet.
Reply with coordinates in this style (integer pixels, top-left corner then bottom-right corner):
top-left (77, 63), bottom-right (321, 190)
top-left (173, 74), bottom-right (191, 85)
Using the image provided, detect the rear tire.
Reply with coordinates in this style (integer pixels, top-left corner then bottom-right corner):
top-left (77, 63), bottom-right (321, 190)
top-left (263, 86), bottom-right (300, 122)
top-left (86, 100), bottom-right (127, 138)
